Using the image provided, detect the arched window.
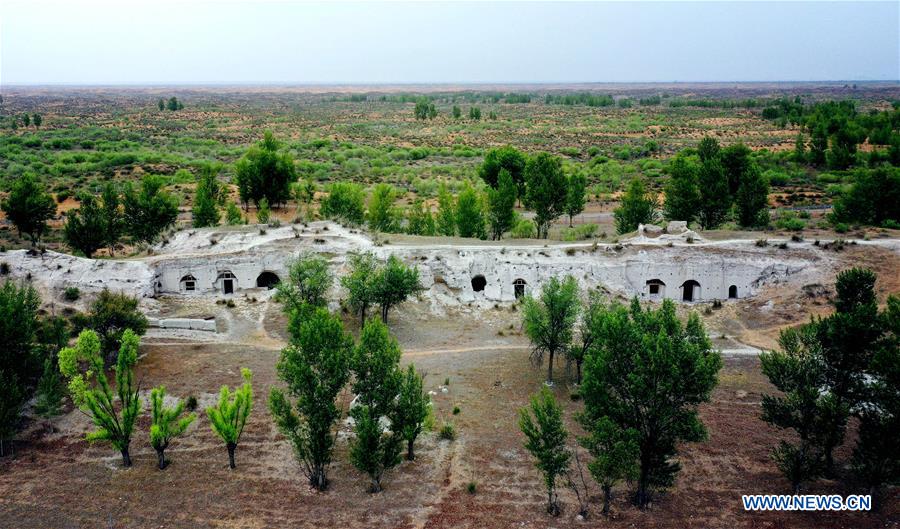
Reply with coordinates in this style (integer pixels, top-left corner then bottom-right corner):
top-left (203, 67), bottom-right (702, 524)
top-left (471, 275), bottom-right (487, 292)
top-left (180, 274), bottom-right (197, 292)
top-left (513, 278), bottom-right (527, 300)
top-left (728, 285), bottom-right (738, 299)
top-left (256, 271), bottom-right (281, 289)
top-left (646, 279), bottom-right (666, 297)
top-left (681, 280), bottom-right (701, 302)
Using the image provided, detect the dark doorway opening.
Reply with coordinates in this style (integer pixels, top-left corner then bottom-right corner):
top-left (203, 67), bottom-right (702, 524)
top-left (513, 278), bottom-right (527, 300)
top-left (682, 280), bottom-right (700, 302)
top-left (646, 279), bottom-right (665, 297)
top-left (729, 285), bottom-right (738, 299)
top-left (224, 280), bottom-right (234, 295)
top-left (471, 275), bottom-right (487, 292)
top-left (256, 271), bottom-right (281, 289)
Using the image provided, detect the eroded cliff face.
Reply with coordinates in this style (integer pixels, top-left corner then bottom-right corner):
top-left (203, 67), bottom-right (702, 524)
top-left (2, 221), bottom-right (842, 310)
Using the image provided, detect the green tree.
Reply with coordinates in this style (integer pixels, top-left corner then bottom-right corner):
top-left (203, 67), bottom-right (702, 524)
top-left (275, 252), bottom-right (332, 315)
top-left (663, 154), bottom-right (700, 223)
top-left (581, 299), bottom-right (722, 507)
top-left (269, 308), bottom-right (352, 490)
top-left (149, 386), bottom-right (196, 469)
top-left (697, 157), bottom-right (731, 229)
top-left (22, 114), bottom-right (30, 127)
top-left (166, 97), bottom-right (179, 111)
top-left (321, 182), bottom-right (365, 225)
top-left (519, 387), bottom-right (570, 516)
top-left (100, 183), bottom-right (124, 256)
top-left (794, 133), bottom-right (807, 163)
top-left (697, 136), bottom-right (720, 163)
top-left (455, 184), bottom-right (486, 239)
top-left (522, 275), bottom-right (580, 384)
top-left (341, 252), bottom-right (379, 326)
top-left (256, 197), bottom-right (271, 224)
top-left (479, 145), bottom-right (527, 194)
top-left (122, 175), bottom-right (179, 244)
top-left (815, 268), bottom-right (884, 475)
top-left (0, 281), bottom-right (41, 454)
top-left (207, 368), bottom-right (253, 469)
top-left (735, 164), bottom-right (769, 227)
top-left (225, 201), bottom-right (244, 225)
top-left (350, 404), bottom-right (403, 492)
top-left (831, 166), bottom-right (900, 227)
top-left (372, 255), bottom-right (422, 323)
top-left (436, 185), bottom-right (456, 236)
top-left (613, 178), bottom-right (657, 235)
top-left (405, 200), bottom-right (436, 236)
top-left (760, 325), bottom-right (829, 492)
top-left (452, 105), bottom-right (462, 119)
top-left (580, 416), bottom-right (638, 515)
top-left (1, 174), bottom-right (56, 247)
top-left (389, 364), bottom-right (430, 460)
top-left (32, 114), bottom-right (41, 128)
top-left (64, 194), bottom-right (106, 258)
top-left (524, 153), bottom-right (567, 239)
top-left (414, 98), bottom-right (435, 120)
top-left (34, 356), bottom-right (64, 418)
top-left (720, 143), bottom-right (753, 197)
top-left (567, 289), bottom-right (602, 384)
top-left (293, 179), bottom-right (317, 221)
top-left (367, 184), bottom-right (401, 233)
top-left (78, 289), bottom-right (148, 364)
top-left (158, 98), bottom-right (165, 111)
top-left (351, 318), bottom-right (402, 418)
top-left (58, 329), bottom-right (142, 467)
top-left (486, 169), bottom-right (517, 240)
top-left (234, 131), bottom-right (297, 209)
top-left (192, 165), bottom-right (222, 228)
top-left (564, 173), bottom-right (587, 226)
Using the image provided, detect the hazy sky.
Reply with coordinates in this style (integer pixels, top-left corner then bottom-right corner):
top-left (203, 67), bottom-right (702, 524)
top-left (2, 1), bottom-right (898, 85)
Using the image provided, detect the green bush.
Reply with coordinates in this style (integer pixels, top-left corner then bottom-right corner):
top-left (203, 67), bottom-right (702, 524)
top-left (439, 422), bottom-right (456, 441)
top-left (561, 223), bottom-right (598, 241)
top-left (509, 217), bottom-right (536, 239)
top-left (63, 287), bottom-right (80, 301)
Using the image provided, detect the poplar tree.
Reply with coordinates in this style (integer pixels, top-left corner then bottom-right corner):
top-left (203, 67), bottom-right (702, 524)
top-left (58, 329), bottom-right (142, 467)
top-left (390, 364), bottom-right (430, 460)
top-left (522, 275), bottom-right (580, 385)
top-left (436, 185), bottom-right (456, 236)
top-left (524, 153), bottom-right (567, 239)
top-left (342, 252), bottom-right (379, 326)
top-left (455, 184), bottom-right (486, 239)
top-left (372, 255), bottom-right (422, 323)
top-left (269, 308), bottom-right (352, 490)
top-left (207, 368), bottom-right (253, 469)
top-left (350, 405), bottom-right (402, 492)
top-left (351, 318), bottom-right (402, 418)
top-left (64, 194), bottom-right (107, 258)
top-left (486, 169), bottom-right (516, 240)
top-left (192, 165), bottom-right (222, 228)
top-left (149, 386), bottom-right (196, 469)
top-left (580, 417), bottom-right (638, 515)
top-left (275, 252), bottom-right (332, 315)
top-left (581, 299), bottom-right (721, 507)
top-left (519, 387), bottom-right (570, 516)
top-left (613, 178), bottom-right (656, 234)
top-left (564, 173), bottom-right (587, 226)
top-left (1, 174), bottom-right (56, 247)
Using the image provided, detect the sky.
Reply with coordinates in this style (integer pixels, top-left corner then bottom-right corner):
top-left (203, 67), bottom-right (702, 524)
top-left (1, 1), bottom-right (898, 85)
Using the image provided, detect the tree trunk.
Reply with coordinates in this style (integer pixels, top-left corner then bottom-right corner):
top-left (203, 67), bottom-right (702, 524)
top-left (546, 351), bottom-right (554, 385)
top-left (156, 448), bottom-right (168, 470)
top-left (370, 477), bottom-right (382, 493)
top-left (360, 306), bottom-right (367, 327)
top-left (227, 442), bottom-right (236, 469)
top-left (602, 484), bottom-right (611, 515)
top-left (576, 360), bottom-right (582, 385)
top-left (381, 305), bottom-right (388, 323)
top-left (406, 439), bottom-right (415, 461)
top-left (121, 445), bottom-right (132, 468)
top-left (636, 463), bottom-right (649, 508)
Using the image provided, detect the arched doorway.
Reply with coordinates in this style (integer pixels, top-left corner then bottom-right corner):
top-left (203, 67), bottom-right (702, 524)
top-left (729, 285), bottom-right (738, 299)
top-left (180, 274), bottom-right (197, 292)
top-left (646, 279), bottom-right (666, 298)
top-left (256, 271), bottom-right (280, 289)
top-left (513, 278), bottom-right (527, 300)
top-left (681, 280), bottom-right (701, 302)
top-left (471, 275), bottom-right (487, 292)
top-left (217, 270), bottom-right (237, 295)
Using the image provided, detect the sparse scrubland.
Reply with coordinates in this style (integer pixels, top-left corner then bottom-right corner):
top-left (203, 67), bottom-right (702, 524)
top-left (1, 84), bottom-right (899, 528)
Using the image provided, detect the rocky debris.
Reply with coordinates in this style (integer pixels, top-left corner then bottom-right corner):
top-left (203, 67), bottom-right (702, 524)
top-left (667, 220), bottom-right (689, 233)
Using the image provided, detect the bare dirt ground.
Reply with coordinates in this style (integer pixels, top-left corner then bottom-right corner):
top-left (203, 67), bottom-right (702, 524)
top-left (1, 282), bottom-right (898, 529)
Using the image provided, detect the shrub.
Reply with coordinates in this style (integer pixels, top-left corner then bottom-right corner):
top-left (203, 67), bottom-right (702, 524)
top-left (833, 222), bottom-right (849, 233)
top-left (755, 238), bottom-right (769, 247)
top-left (63, 287), bottom-right (80, 301)
top-left (452, 406), bottom-right (460, 415)
top-left (467, 481), bottom-right (477, 494)
top-left (185, 395), bottom-right (198, 412)
top-left (439, 422), bottom-right (456, 441)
